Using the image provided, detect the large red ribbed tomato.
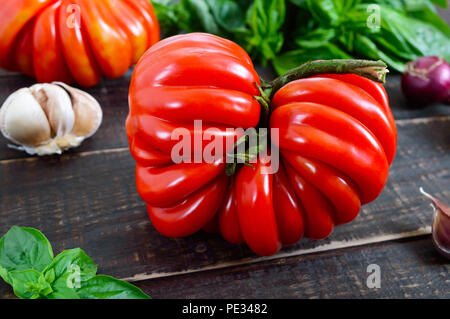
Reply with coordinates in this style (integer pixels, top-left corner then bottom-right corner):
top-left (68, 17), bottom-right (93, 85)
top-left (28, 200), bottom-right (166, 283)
top-left (0, 0), bottom-right (159, 86)
top-left (126, 33), bottom-right (397, 256)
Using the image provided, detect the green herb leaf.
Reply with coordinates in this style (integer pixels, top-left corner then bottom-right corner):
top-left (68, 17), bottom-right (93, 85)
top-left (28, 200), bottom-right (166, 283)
top-left (375, 6), bottom-right (450, 61)
top-left (182, 0), bottom-right (220, 34)
top-left (46, 274), bottom-right (81, 299)
top-left (367, 0), bottom-right (450, 34)
top-left (0, 226), bottom-right (53, 283)
top-left (152, 0), bottom-right (180, 36)
top-left (273, 44), bottom-right (352, 75)
top-left (8, 269), bottom-right (52, 299)
top-left (247, 0), bottom-right (286, 64)
top-left (352, 34), bottom-right (406, 72)
top-left (76, 275), bottom-right (150, 299)
top-left (43, 248), bottom-right (97, 283)
top-left (304, 0), bottom-right (343, 26)
top-left (295, 28), bottom-right (336, 48)
top-left (430, 0), bottom-right (447, 8)
top-left (206, 0), bottom-right (249, 34)
top-left (41, 248), bottom-right (97, 299)
top-left (0, 226), bottom-right (150, 299)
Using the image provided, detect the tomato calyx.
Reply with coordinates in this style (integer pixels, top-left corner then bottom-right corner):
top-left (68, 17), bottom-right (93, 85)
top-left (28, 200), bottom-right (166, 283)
top-left (225, 59), bottom-right (389, 177)
top-left (254, 82), bottom-right (271, 128)
top-left (225, 129), bottom-right (268, 176)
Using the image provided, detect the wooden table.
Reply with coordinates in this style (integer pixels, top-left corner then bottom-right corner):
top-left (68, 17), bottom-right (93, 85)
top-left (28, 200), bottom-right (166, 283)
top-left (0, 64), bottom-right (449, 299)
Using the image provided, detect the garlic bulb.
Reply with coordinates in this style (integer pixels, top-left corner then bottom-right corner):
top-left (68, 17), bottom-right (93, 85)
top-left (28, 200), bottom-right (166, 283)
top-left (0, 82), bottom-right (102, 155)
top-left (420, 188), bottom-right (450, 259)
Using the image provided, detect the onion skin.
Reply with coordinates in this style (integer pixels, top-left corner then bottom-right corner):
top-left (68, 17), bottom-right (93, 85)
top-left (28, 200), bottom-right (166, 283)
top-left (401, 56), bottom-right (450, 106)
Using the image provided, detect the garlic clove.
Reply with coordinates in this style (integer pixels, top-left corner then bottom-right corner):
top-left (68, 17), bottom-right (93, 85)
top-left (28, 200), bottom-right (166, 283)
top-left (0, 88), bottom-right (52, 146)
top-left (30, 83), bottom-right (75, 138)
top-left (53, 82), bottom-right (102, 138)
top-left (420, 188), bottom-right (450, 259)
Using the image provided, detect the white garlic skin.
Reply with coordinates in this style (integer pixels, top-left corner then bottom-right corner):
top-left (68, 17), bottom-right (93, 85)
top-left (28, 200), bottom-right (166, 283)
top-left (0, 82), bottom-right (102, 156)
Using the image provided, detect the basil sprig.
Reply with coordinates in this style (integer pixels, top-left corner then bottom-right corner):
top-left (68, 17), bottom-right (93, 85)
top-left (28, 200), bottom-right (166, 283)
top-left (153, 0), bottom-right (450, 73)
top-left (0, 226), bottom-right (150, 299)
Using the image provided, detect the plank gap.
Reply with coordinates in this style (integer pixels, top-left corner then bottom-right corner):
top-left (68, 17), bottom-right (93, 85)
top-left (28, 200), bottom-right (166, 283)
top-left (121, 226), bottom-right (431, 283)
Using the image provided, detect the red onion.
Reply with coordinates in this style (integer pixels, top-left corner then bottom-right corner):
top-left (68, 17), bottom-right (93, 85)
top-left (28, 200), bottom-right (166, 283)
top-left (401, 56), bottom-right (450, 106)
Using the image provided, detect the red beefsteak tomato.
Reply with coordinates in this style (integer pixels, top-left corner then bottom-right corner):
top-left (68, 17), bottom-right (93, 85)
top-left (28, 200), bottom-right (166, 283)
top-left (0, 0), bottom-right (159, 86)
top-left (126, 33), bottom-right (397, 256)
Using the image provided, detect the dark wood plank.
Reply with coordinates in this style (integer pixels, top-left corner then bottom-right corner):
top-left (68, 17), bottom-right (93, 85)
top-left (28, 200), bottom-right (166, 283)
top-left (1, 70), bottom-right (449, 161)
top-left (132, 237), bottom-right (450, 299)
top-left (2, 236), bottom-right (448, 298)
top-left (0, 116), bottom-right (448, 298)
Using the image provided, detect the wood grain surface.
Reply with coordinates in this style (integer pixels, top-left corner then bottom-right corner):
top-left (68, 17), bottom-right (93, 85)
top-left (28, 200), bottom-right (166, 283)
top-left (0, 70), bottom-right (449, 298)
top-left (0, 47), bottom-right (449, 298)
top-left (136, 237), bottom-right (450, 298)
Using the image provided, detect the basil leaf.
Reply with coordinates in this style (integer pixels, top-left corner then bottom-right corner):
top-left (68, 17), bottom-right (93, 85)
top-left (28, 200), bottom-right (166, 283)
top-left (247, 0), bottom-right (286, 63)
top-left (43, 248), bottom-right (97, 283)
top-left (431, 0), bottom-right (447, 8)
top-left (295, 28), bottom-right (336, 48)
top-left (39, 248), bottom-right (97, 299)
top-left (273, 44), bottom-right (352, 74)
top-left (46, 273), bottom-right (81, 299)
top-left (76, 275), bottom-right (150, 299)
top-left (152, 0), bottom-right (180, 36)
top-left (0, 266), bottom-right (7, 283)
top-left (205, 0), bottom-right (249, 34)
top-left (0, 226), bottom-right (53, 283)
top-left (377, 6), bottom-right (450, 61)
top-left (289, 0), bottom-right (307, 7)
top-left (8, 269), bottom-right (52, 299)
top-left (179, 0), bottom-right (220, 34)
top-left (366, 0), bottom-right (449, 33)
top-left (328, 3), bottom-right (450, 71)
top-left (353, 34), bottom-right (406, 72)
top-left (305, 0), bottom-right (343, 26)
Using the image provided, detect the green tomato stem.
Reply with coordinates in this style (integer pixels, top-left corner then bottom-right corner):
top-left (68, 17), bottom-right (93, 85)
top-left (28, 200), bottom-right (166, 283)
top-left (264, 59), bottom-right (388, 99)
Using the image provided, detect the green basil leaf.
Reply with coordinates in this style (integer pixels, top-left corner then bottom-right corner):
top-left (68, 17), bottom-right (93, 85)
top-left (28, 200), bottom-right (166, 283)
top-left (39, 248), bottom-right (97, 299)
top-left (152, 0), bottom-right (180, 36)
top-left (374, 6), bottom-right (450, 61)
top-left (76, 275), bottom-right (150, 299)
top-left (295, 28), bottom-right (336, 48)
top-left (43, 248), bottom-right (97, 283)
top-left (247, 0), bottom-right (286, 63)
top-left (46, 274), bottom-right (81, 299)
top-left (0, 265), bottom-right (8, 283)
top-left (305, 0), bottom-right (359, 26)
top-left (289, 0), bottom-right (307, 7)
top-left (180, 0), bottom-right (220, 34)
top-left (352, 34), bottom-right (406, 72)
top-left (328, 3), bottom-right (450, 71)
top-left (205, 0), bottom-right (249, 34)
top-left (362, 0), bottom-right (450, 36)
top-left (8, 269), bottom-right (51, 299)
top-left (305, 0), bottom-right (342, 26)
top-left (430, 0), bottom-right (447, 8)
top-left (0, 226), bottom-right (53, 283)
top-left (273, 44), bottom-right (352, 74)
